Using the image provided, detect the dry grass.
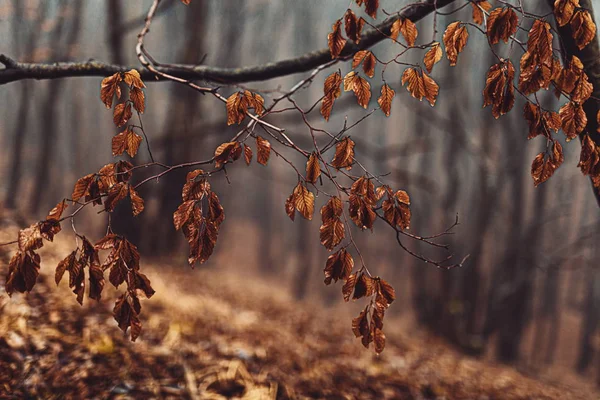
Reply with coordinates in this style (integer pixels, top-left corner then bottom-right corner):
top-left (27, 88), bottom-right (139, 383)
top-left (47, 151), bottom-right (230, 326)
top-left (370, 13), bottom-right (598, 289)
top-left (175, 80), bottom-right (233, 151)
top-left (0, 226), bottom-right (598, 399)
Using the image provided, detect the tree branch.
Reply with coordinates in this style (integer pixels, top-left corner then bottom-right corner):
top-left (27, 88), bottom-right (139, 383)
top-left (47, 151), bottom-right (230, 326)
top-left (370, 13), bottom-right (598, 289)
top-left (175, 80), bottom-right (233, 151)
top-left (0, 0), bottom-right (457, 85)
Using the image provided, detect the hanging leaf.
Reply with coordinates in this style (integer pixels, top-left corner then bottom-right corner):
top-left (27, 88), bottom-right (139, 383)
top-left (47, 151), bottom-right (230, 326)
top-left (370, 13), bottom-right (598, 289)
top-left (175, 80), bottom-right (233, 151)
top-left (344, 9), bottom-right (365, 43)
top-left (256, 136), bottom-right (271, 166)
top-left (243, 144), bottom-right (253, 165)
top-left (423, 42), bottom-right (442, 73)
top-left (486, 7), bottom-right (519, 44)
top-left (100, 73), bottom-right (122, 108)
top-left (390, 18), bottom-right (418, 46)
top-left (344, 71), bottom-right (371, 108)
top-left (113, 102), bottom-right (132, 128)
top-left (112, 128), bottom-right (143, 158)
top-left (324, 249), bottom-right (354, 284)
top-left (554, 0), bottom-right (579, 27)
top-left (401, 68), bottom-right (439, 106)
top-left (471, 1), bottom-right (492, 25)
top-left (352, 50), bottom-right (376, 78)
top-left (443, 22), bottom-right (469, 66)
top-left (377, 84), bottom-right (395, 117)
top-left (570, 10), bottom-right (596, 50)
top-left (331, 137), bottom-right (355, 169)
top-left (293, 182), bottom-right (315, 220)
top-left (328, 19), bottom-right (347, 59)
top-left (305, 153), bottom-right (321, 184)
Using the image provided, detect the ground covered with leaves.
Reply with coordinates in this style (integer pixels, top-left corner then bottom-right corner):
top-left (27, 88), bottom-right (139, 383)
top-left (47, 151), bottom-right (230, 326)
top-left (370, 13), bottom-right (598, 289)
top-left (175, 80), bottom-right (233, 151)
top-left (0, 234), bottom-right (598, 400)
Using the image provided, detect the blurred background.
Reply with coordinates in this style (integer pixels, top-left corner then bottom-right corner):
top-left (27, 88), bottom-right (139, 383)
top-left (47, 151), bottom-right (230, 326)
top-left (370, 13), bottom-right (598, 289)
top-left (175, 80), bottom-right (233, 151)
top-left (2, 0), bottom-right (600, 393)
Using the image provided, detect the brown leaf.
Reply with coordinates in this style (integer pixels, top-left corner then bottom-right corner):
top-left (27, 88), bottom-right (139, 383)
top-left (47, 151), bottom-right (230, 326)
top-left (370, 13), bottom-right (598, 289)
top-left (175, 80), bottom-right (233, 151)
top-left (324, 248), bottom-right (354, 284)
top-left (293, 182), bottom-right (315, 220)
top-left (123, 69), bottom-right (145, 89)
top-left (377, 84), bottom-right (395, 117)
top-left (256, 136), bottom-right (271, 166)
top-left (243, 144), bottom-right (253, 165)
top-left (328, 19), bottom-right (347, 59)
top-left (243, 90), bottom-right (265, 116)
top-left (89, 263), bottom-right (105, 301)
top-left (344, 72), bottom-right (371, 108)
top-left (129, 186), bottom-right (145, 216)
top-left (56, 251), bottom-right (76, 285)
top-left (321, 72), bottom-right (342, 121)
top-left (226, 92), bottom-right (244, 125)
top-left (113, 102), bottom-right (132, 128)
top-left (208, 191), bottom-right (225, 227)
top-left (373, 327), bottom-right (386, 354)
top-left (6, 251), bottom-right (41, 296)
top-left (443, 22), bottom-right (469, 66)
top-left (483, 60), bottom-right (515, 118)
top-left (559, 101), bottom-right (587, 141)
top-left (378, 278), bottom-right (396, 306)
top-left (342, 273), bottom-right (357, 302)
top-left (571, 10), bottom-right (596, 50)
top-left (352, 306), bottom-right (370, 342)
top-left (402, 68), bottom-right (439, 106)
top-left (173, 200), bottom-right (196, 231)
top-left (348, 194), bottom-right (376, 230)
top-left (390, 18), bottom-right (418, 46)
top-left (285, 192), bottom-right (296, 221)
top-left (320, 218), bottom-right (345, 250)
top-left (18, 224), bottom-right (43, 252)
top-left (554, 0), bottom-right (579, 27)
top-left (130, 87), bottom-right (145, 113)
top-left (72, 173), bottom-right (95, 202)
top-left (331, 137), bottom-right (355, 169)
top-left (487, 7), bottom-right (519, 44)
top-left (214, 141), bottom-right (240, 168)
top-left (113, 293), bottom-right (142, 341)
top-left (321, 196), bottom-right (343, 223)
top-left (472, 1), bottom-right (492, 25)
top-left (104, 182), bottom-right (128, 212)
top-left (344, 9), bottom-right (365, 43)
top-left (531, 142), bottom-right (564, 186)
top-left (100, 73), bottom-right (122, 108)
top-left (353, 272), bottom-right (376, 299)
top-left (47, 200), bottom-right (68, 221)
top-left (352, 50), bottom-right (376, 78)
top-left (112, 128), bottom-right (143, 158)
top-left (305, 153), bottom-right (321, 184)
top-left (363, 0), bottom-right (378, 18)
top-left (424, 42), bottom-right (442, 73)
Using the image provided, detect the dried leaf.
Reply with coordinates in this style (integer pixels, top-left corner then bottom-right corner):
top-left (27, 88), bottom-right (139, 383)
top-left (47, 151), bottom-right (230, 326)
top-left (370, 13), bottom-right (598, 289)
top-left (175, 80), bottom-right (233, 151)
top-left (472, 1), bottom-right (492, 25)
top-left (390, 18), bottom-right (418, 46)
top-left (243, 144), bottom-right (253, 165)
top-left (377, 84), bottom-right (395, 117)
top-left (100, 73), bottom-right (122, 108)
top-left (47, 200), bottom-right (68, 221)
top-left (364, 0), bottom-right (378, 19)
top-left (487, 7), bottom-right (519, 44)
top-left (129, 87), bottom-right (145, 113)
top-left (331, 137), bottom-right (355, 170)
top-left (129, 186), bottom-right (145, 216)
top-left (328, 20), bottom-right (347, 59)
top-left (113, 102), bottom-right (132, 128)
top-left (305, 153), bottom-right (321, 184)
top-left (293, 182), bottom-right (315, 220)
top-left (344, 9), bottom-right (365, 43)
top-left (554, 0), bottom-right (579, 27)
top-left (324, 249), bottom-right (354, 284)
top-left (256, 136), bottom-right (271, 166)
top-left (570, 10), bottom-right (596, 50)
top-left (285, 192), bottom-right (296, 221)
top-left (443, 22), bottom-right (469, 66)
top-left (424, 42), bottom-right (442, 73)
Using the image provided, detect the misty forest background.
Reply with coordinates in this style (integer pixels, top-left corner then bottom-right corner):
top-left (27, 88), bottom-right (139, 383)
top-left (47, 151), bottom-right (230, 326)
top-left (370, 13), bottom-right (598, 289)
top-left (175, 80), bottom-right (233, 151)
top-left (2, 0), bottom-right (600, 385)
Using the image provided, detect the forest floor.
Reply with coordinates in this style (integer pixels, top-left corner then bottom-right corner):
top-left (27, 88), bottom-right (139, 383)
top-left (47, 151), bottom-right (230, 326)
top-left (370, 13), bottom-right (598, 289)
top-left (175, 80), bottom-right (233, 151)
top-left (1, 227), bottom-right (599, 399)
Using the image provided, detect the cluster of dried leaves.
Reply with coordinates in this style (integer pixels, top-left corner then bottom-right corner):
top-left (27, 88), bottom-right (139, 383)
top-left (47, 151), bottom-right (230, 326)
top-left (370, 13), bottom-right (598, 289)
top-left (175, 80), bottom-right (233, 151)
top-left (3, 0), bottom-right (600, 353)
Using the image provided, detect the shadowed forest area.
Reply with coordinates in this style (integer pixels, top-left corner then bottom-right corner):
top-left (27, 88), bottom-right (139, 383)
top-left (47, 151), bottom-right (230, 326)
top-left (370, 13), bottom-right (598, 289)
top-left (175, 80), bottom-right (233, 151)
top-left (2, 0), bottom-right (600, 398)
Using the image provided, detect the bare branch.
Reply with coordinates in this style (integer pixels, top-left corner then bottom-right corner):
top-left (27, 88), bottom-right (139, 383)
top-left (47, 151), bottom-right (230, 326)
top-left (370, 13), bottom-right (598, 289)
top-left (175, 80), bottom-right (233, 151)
top-left (0, 0), bottom-right (457, 85)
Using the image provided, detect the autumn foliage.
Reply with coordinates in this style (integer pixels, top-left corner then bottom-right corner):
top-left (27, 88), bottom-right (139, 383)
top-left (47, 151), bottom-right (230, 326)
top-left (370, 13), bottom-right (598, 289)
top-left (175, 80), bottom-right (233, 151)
top-left (3, 0), bottom-right (600, 354)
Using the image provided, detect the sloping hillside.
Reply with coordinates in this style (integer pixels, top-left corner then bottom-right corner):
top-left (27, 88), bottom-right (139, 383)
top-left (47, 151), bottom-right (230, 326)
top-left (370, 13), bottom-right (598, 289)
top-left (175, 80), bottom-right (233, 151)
top-left (0, 229), bottom-right (598, 399)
